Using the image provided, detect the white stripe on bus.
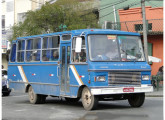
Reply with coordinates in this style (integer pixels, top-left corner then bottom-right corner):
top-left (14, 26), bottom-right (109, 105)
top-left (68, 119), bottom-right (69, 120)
top-left (70, 65), bottom-right (84, 86)
top-left (18, 66), bottom-right (28, 83)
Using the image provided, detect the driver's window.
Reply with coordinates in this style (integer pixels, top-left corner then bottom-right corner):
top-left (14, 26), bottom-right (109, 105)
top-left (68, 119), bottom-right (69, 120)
top-left (72, 37), bottom-right (86, 63)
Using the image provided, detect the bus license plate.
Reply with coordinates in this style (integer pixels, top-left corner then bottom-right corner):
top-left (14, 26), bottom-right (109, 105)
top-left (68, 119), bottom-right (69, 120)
top-left (123, 88), bottom-right (134, 92)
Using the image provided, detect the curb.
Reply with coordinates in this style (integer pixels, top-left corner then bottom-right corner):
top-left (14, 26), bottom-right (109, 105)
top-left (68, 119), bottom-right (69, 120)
top-left (146, 95), bottom-right (163, 97)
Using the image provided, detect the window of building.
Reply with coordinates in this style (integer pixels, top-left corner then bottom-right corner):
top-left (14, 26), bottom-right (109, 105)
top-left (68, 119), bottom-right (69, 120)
top-left (6, 1), bottom-right (14, 12)
top-left (26, 38), bottom-right (41, 62)
top-left (135, 23), bottom-right (152, 31)
top-left (17, 12), bottom-right (26, 23)
top-left (42, 36), bottom-right (60, 61)
top-left (10, 43), bottom-right (16, 62)
top-left (17, 40), bottom-right (25, 62)
top-left (2, 15), bottom-right (5, 29)
top-left (72, 37), bottom-right (86, 63)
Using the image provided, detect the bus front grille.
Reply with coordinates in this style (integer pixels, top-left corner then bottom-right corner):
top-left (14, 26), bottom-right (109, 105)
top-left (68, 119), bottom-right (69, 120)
top-left (108, 72), bottom-right (141, 86)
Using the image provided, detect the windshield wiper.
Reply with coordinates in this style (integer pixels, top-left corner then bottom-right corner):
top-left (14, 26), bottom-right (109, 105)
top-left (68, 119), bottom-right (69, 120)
top-left (121, 49), bottom-right (137, 62)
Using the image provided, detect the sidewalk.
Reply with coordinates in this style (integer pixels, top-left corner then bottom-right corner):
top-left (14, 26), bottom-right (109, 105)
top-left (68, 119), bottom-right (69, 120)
top-left (146, 88), bottom-right (163, 97)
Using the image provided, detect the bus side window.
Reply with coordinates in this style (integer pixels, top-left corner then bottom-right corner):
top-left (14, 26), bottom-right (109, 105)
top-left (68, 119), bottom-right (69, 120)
top-left (17, 40), bottom-right (25, 62)
top-left (10, 43), bottom-right (16, 62)
top-left (42, 36), bottom-right (60, 62)
top-left (72, 37), bottom-right (86, 63)
top-left (26, 38), bottom-right (41, 62)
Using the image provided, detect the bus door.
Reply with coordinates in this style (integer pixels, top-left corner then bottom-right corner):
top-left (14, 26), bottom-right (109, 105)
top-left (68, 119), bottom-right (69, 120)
top-left (59, 43), bottom-right (71, 96)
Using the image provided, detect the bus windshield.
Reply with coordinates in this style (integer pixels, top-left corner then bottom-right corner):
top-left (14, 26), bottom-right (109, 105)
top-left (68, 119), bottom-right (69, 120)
top-left (88, 35), bottom-right (145, 62)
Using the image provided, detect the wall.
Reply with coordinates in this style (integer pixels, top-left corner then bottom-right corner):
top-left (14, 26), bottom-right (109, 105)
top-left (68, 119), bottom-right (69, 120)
top-left (148, 35), bottom-right (163, 75)
top-left (99, 0), bottom-right (163, 27)
top-left (118, 6), bottom-right (163, 32)
top-left (15, 0), bottom-right (32, 23)
top-left (2, 54), bottom-right (8, 69)
top-left (118, 6), bottom-right (163, 76)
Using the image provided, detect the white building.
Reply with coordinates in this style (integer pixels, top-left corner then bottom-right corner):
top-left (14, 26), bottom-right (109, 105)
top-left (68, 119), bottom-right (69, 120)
top-left (1, 0), bottom-right (55, 69)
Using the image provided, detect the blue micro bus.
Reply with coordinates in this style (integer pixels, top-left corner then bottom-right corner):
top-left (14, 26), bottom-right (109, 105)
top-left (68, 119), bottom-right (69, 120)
top-left (8, 29), bottom-right (153, 110)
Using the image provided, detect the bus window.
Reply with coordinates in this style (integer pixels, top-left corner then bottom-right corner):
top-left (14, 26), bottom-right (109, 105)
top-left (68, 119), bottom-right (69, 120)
top-left (26, 38), bottom-right (41, 62)
top-left (17, 40), bottom-right (25, 62)
top-left (42, 36), bottom-right (60, 61)
top-left (62, 34), bottom-right (71, 40)
top-left (10, 43), bottom-right (16, 62)
top-left (67, 46), bottom-right (70, 64)
top-left (72, 37), bottom-right (86, 63)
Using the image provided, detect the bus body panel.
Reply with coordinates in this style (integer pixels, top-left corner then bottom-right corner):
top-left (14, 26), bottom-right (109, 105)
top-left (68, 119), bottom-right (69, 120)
top-left (69, 64), bottom-right (89, 97)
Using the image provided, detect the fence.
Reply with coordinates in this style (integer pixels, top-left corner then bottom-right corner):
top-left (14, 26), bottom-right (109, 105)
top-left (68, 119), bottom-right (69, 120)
top-left (108, 19), bottom-right (163, 35)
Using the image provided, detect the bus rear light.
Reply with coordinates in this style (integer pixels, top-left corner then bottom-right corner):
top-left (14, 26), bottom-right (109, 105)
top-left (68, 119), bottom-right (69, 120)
top-left (12, 74), bottom-right (16, 77)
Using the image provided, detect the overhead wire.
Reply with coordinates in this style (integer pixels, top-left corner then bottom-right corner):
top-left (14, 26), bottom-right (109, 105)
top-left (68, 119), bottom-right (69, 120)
top-left (99, 1), bottom-right (141, 19)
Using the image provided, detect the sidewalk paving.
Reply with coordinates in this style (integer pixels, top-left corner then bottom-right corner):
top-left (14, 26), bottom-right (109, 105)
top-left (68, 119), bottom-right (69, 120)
top-left (146, 88), bottom-right (163, 97)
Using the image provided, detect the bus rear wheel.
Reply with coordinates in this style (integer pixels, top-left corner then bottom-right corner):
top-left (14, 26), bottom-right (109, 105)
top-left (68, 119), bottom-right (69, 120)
top-left (81, 87), bottom-right (98, 111)
top-left (128, 93), bottom-right (145, 107)
top-left (28, 86), bottom-right (41, 104)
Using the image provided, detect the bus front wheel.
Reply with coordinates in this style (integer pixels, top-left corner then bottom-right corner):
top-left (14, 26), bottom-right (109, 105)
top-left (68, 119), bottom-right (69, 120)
top-left (81, 87), bottom-right (98, 110)
top-left (28, 86), bottom-right (41, 104)
top-left (128, 93), bottom-right (145, 107)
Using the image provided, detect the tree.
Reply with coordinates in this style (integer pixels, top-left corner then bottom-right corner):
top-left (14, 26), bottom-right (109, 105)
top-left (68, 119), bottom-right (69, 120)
top-left (11, 0), bottom-right (98, 40)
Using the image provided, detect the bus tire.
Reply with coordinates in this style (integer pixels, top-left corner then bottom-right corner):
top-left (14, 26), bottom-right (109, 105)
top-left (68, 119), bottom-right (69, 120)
top-left (128, 93), bottom-right (145, 107)
top-left (28, 86), bottom-right (41, 104)
top-left (39, 95), bottom-right (47, 104)
top-left (65, 97), bottom-right (80, 102)
top-left (81, 87), bottom-right (98, 111)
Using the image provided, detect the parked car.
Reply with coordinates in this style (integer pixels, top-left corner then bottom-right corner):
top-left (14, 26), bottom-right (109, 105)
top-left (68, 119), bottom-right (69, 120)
top-left (2, 69), bottom-right (11, 96)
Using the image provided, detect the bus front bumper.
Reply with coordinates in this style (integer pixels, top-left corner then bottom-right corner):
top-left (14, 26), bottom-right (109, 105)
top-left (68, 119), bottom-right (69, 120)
top-left (90, 85), bottom-right (153, 95)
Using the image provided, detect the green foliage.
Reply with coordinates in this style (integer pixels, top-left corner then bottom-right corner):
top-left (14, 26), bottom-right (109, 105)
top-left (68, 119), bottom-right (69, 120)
top-left (11, 0), bottom-right (99, 40)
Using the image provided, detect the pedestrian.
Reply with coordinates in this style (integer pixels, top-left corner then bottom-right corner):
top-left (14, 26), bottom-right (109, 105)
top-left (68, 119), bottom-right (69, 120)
top-left (157, 66), bottom-right (163, 85)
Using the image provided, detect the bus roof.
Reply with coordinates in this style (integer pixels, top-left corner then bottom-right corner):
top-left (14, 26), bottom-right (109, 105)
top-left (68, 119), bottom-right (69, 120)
top-left (16, 29), bottom-right (140, 40)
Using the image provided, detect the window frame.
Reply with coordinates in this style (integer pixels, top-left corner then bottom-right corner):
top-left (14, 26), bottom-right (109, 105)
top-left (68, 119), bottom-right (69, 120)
top-left (16, 39), bottom-right (25, 63)
top-left (41, 35), bottom-right (60, 62)
top-left (61, 34), bottom-right (71, 41)
top-left (25, 37), bottom-right (42, 63)
top-left (9, 43), bottom-right (16, 63)
top-left (71, 36), bottom-right (87, 63)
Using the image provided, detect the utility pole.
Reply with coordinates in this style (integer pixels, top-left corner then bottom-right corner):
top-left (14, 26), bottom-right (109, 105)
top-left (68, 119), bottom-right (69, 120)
top-left (113, 5), bottom-right (117, 29)
top-left (141, 0), bottom-right (149, 62)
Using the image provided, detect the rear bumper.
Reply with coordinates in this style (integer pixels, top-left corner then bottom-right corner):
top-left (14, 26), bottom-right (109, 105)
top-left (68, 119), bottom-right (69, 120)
top-left (90, 85), bottom-right (153, 95)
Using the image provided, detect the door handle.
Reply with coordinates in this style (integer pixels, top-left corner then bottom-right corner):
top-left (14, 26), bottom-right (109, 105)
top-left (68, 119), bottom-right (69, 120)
top-left (57, 66), bottom-right (59, 77)
top-left (68, 66), bottom-right (70, 79)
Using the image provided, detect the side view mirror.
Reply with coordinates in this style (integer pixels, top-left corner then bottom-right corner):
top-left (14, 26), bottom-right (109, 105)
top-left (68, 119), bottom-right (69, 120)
top-left (75, 37), bottom-right (82, 53)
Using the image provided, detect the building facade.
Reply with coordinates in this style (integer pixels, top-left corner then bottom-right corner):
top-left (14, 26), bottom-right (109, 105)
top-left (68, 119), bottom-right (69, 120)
top-left (1, 0), bottom-right (54, 69)
top-left (99, 0), bottom-right (163, 26)
top-left (118, 6), bottom-right (163, 75)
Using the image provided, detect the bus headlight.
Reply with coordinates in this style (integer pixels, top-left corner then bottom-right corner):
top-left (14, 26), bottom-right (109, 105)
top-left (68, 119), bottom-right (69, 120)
top-left (142, 75), bottom-right (150, 80)
top-left (96, 76), bottom-right (106, 82)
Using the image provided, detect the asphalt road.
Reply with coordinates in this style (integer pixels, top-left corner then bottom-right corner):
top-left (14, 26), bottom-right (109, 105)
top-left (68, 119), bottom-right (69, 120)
top-left (2, 91), bottom-right (163, 120)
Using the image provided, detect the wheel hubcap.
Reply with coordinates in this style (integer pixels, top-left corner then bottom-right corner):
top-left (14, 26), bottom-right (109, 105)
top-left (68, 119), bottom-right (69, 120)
top-left (29, 87), bottom-right (34, 100)
top-left (83, 89), bottom-right (92, 107)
